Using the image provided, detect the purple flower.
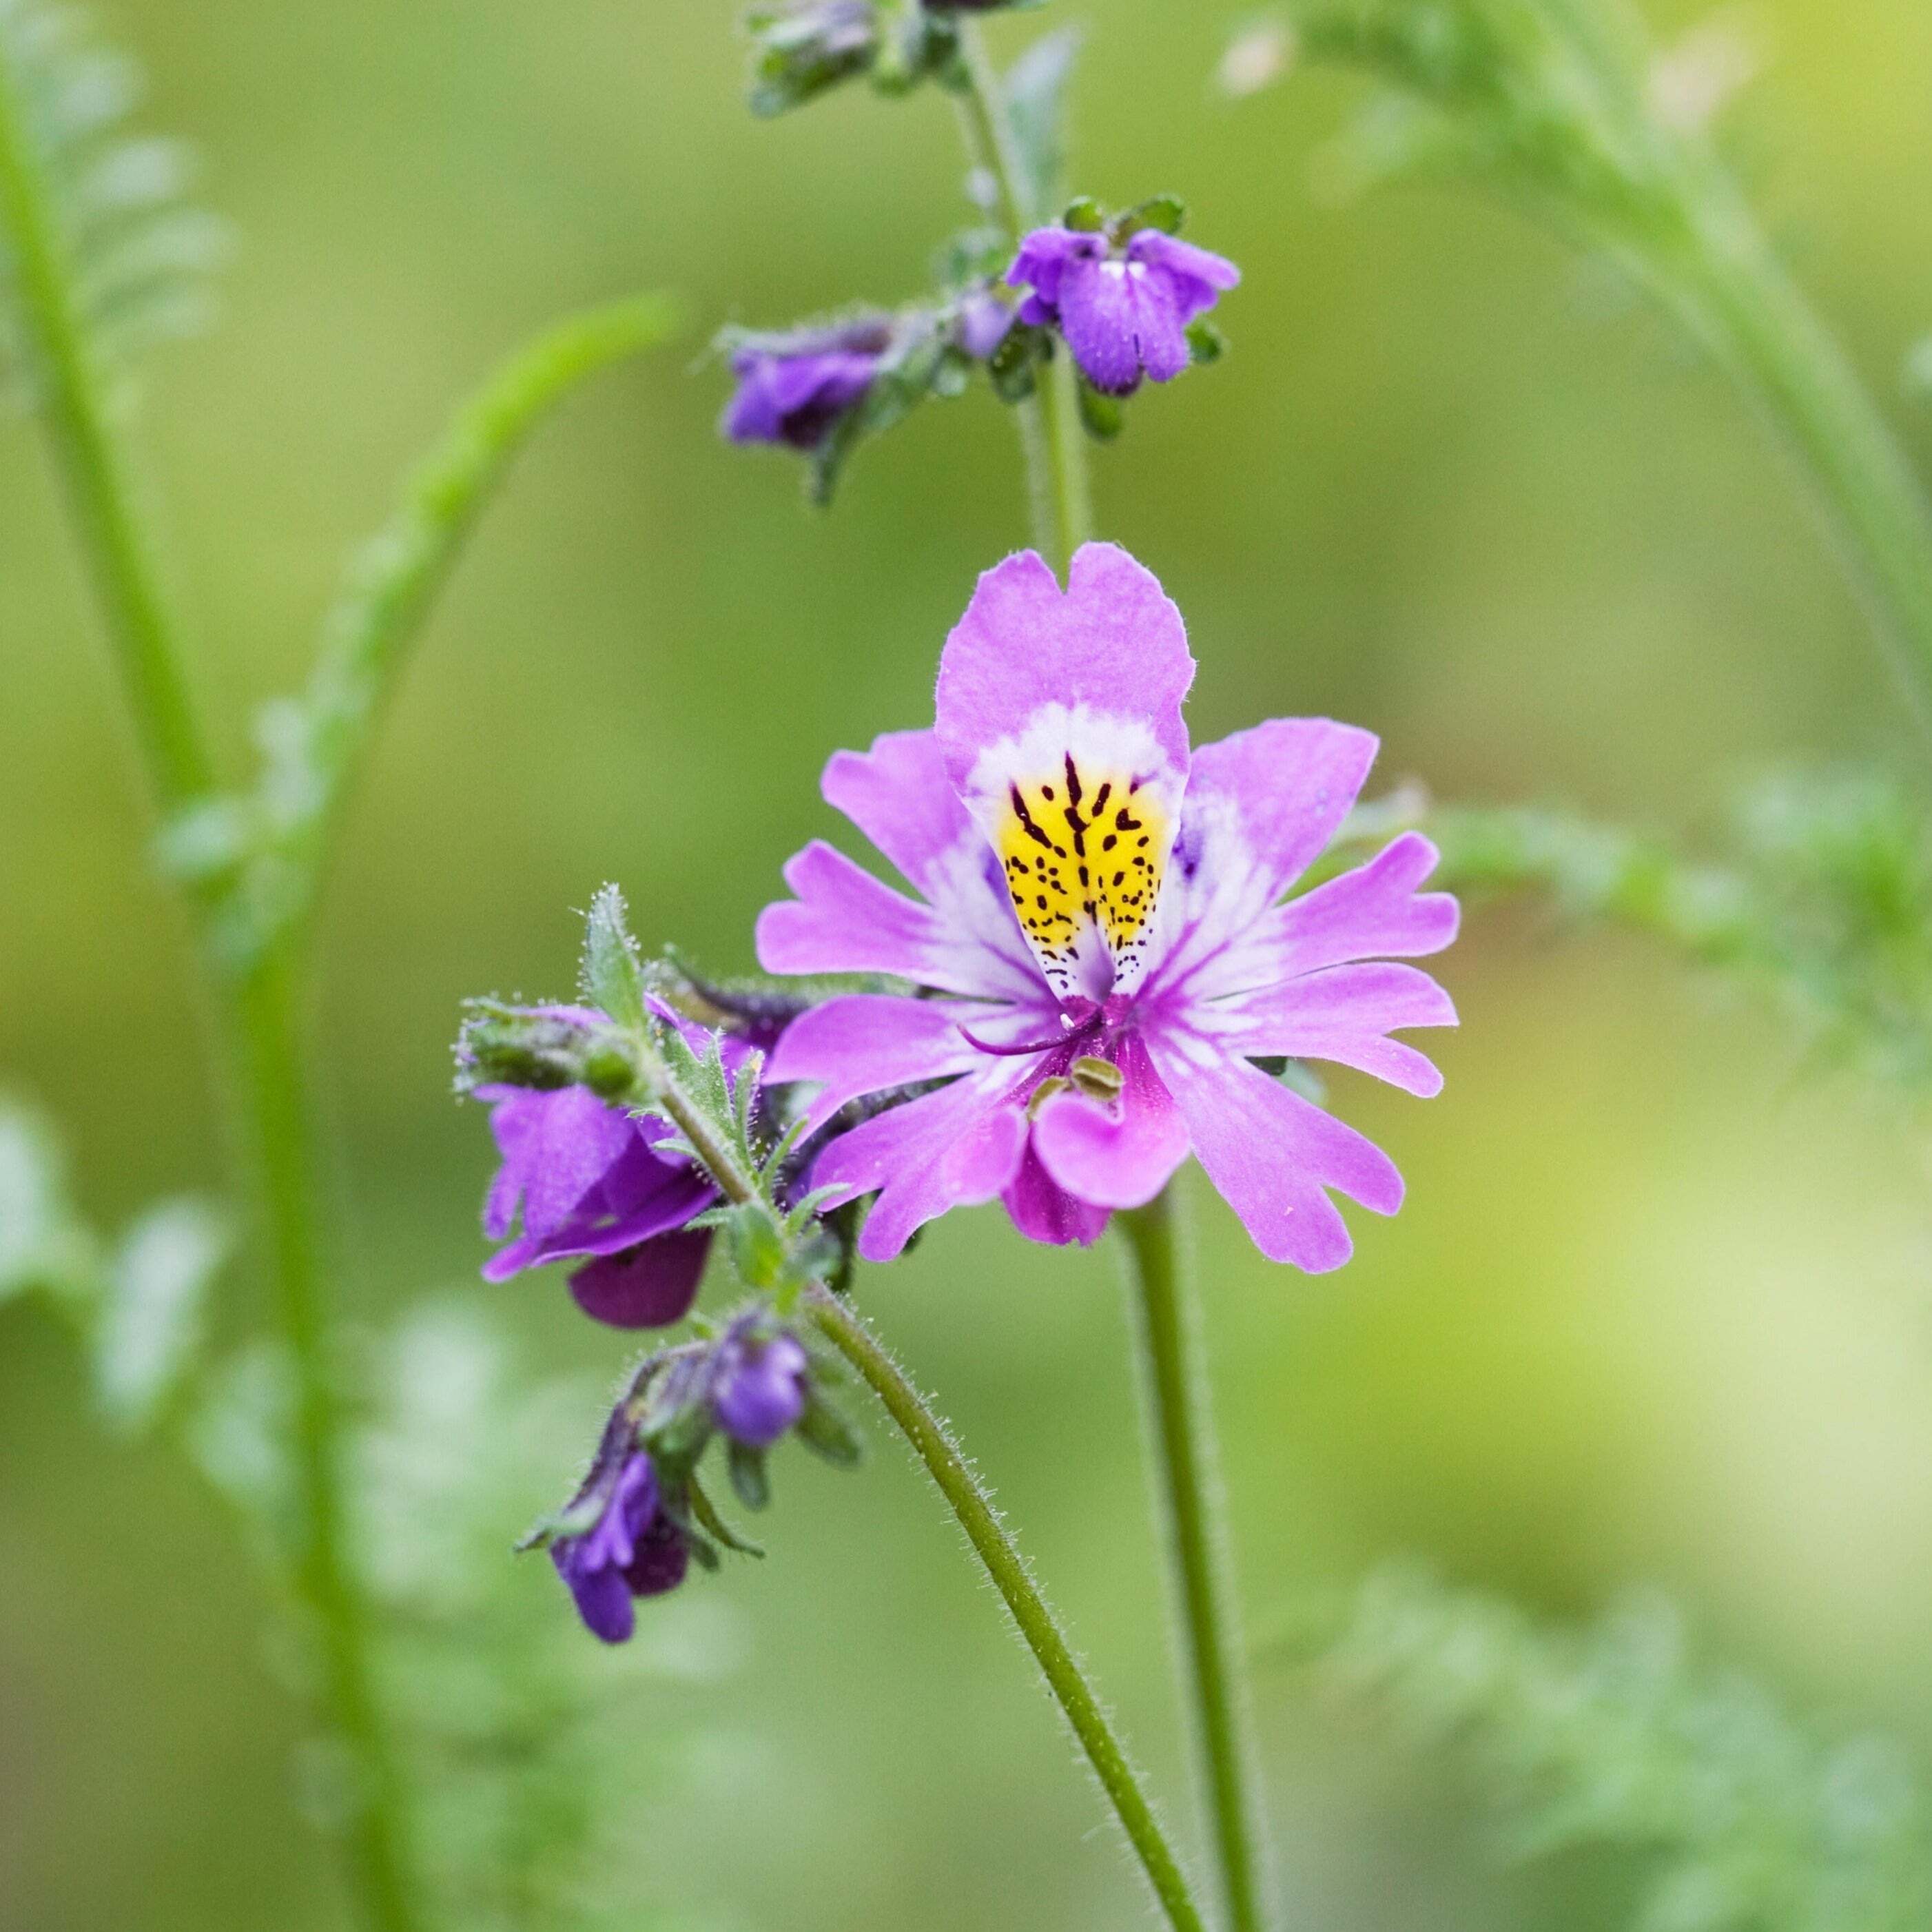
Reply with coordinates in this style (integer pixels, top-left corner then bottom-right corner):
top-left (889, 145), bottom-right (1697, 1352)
top-left (755, 543), bottom-right (1458, 1272)
top-left (1006, 227), bottom-right (1240, 395)
top-left (550, 1439), bottom-right (688, 1644)
top-left (479, 1003), bottom-right (749, 1330)
top-left (721, 317), bottom-right (891, 451)
top-left (956, 289), bottom-right (1015, 362)
top-left (712, 1324), bottom-right (810, 1448)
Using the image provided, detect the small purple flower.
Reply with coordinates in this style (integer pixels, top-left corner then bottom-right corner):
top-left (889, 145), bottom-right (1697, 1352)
top-left (478, 1003), bottom-right (750, 1330)
top-left (1006, 227), bottom-right (1240, 395)
top-left (721, 317), bottom-right (892, 451)
top-left (956, 289), bottom-right (1014, 362)
top-left (755, 544), bottom-right (1458, 1273)
top-left (551, 1439), bottom-right (688, 1644)
top-left (712, 1325), bottom-right (811, 1448)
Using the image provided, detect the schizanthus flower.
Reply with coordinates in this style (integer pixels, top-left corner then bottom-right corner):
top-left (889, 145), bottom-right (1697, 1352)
top-left (477, 1003), bottom-right (749, 1329)
top-left (549, 1433), bottom-right (688, 1645)
top-left (757, 544), bottom-right (1457, 1269)
top-left (721, 316), bottom-right (891, 452)
top-left (1007, 226), bottom-right (1239, 396)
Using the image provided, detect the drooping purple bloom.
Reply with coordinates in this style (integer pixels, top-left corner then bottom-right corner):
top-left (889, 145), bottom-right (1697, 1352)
top-left (550, 1437), bottom-right (688, 1644)
top-left (755, 543), bottom-right (1458, 1272)
top-left (1006, 228), bottom-right (1240, 395)
top-left (712, 1324), bottom-right (811, 1448)
top-left (478, 1003), bottom-right (750, 1329)
top-left (721, 317), bottom-right (891, 451)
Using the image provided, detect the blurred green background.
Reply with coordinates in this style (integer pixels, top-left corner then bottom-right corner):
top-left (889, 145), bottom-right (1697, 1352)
top-left (7, 1), bottom-right (1932, 1926)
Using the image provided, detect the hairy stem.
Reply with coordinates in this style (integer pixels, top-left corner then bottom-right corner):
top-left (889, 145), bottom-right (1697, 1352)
top-left (0, 34), bottom-right (423, 1932)
top-left (802, 1283), bottom-right (1210, 1932)
top-left (0, 41), bottom-right (209, 805)
top-left (223, 951), bottom-right (422, 1931)
top-left (1118, 1189), bottom-right (1272, 1932)
top-left (949, 25), bottom-right (1059, 560)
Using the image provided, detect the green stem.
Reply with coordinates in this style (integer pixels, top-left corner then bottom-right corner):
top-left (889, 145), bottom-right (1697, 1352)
top-left (802, 1284), bottom-right (1211, 1932)
top-left (0, 34), bottom-right (423, 1932)
top-left (0, 40), bottom-right (209, 806)
top-left (949, 29), bottom-right (1059, 560)
top-left (1045, 350), bottom-right (1098, 561)
top-left (1118, 1189), bottom-right (1271, 1932)
top-left (223, 950), bottom-right (422, 1932)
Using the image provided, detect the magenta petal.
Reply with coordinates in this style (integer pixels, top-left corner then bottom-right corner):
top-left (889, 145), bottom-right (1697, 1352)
top-left (1058, 256), bottom-right (1145, 395)
top-left (810, 1076), bottom-right (1029, 1262)
top-left (1031, 1035), bottom-right (1190, 1209)
top-left (1270, 832), bottom-right (1460, 977)
top-left (766, 993), bottom-right (989, 1130)
top-left (755, 839), bottom-right (945, 978)
top-left (936, 545), bottom-right (1195, 799)
top-left (1212, 961), bottom-right (1456, 1098)
top-left (1187, 720), bottom-right (1381, 906)
top-left (1146, 1034), bottom-right (1403, 1271)
top-left (517, 1087), bottom-right (639, 1242)
top-left (1003, 1142), bottom-right (1111, 1247)
top-left (1127, 231), bottom-right (1242, 319)
top-left (821, 729), bottom-right (977, 898)
top-left (568, 1229), bottom-right (712, 1330)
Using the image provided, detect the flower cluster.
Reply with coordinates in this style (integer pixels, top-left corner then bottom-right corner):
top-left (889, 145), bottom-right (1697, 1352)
top-left (536, 1311), bottom-right (848, 1643)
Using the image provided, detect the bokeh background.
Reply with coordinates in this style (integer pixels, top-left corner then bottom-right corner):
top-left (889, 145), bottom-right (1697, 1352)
top-left (7, 1), bottom-right (1932, 1926)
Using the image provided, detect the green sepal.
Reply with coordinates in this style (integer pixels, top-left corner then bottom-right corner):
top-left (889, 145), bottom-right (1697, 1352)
top-left (988, 321), bottom-right (1048, 404)
top-left (579, 883), bottom-right (650, 1031)
top-left (1061, 196), bottom-right (1106, 232)
top-left (795, 1389), bottom-right (865, 1468)
top-left (1076, 378), bottom-right (1125, 441)
top-left (728, 1437), bottom-right (773, 1513)
top-left (1186, 317), bottom-right (1226, 365)
top-left (688, 1472), bottom-right (765, 1558)
top-left (1114, 194), bottom-right (1186, 241)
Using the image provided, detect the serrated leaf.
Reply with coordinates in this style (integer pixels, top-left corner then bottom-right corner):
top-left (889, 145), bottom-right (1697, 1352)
top-left (579, 883), bottom-right (648, 1031)
top-left (1005, 28), bottom-right (1083, 223)
top-left (0, 0), bottom-right (227, 409)
top-left (94, 1196), bottom-right (227, 1431)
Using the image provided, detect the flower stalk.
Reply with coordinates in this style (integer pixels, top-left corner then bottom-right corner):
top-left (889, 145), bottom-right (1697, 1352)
top-left (1119, 1189), bottom-right (1272, 1932)
top-left (801, 1281), bottom-right (1210, 1932)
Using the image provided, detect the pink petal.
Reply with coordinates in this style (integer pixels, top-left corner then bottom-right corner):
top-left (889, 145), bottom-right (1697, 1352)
top-left (810, 1075), bottom-right (1029, 1262)
top-left (821, 729), bottom-right (978, 900)
top-left (1268, 832), bottom-right (1460, 978)
top-left (1145, 1033), bottom-right (1403, 1271)
top-left (935, 545), bottom-right (1195, 1003)
top-left (1207, 961), bottom-right (1456, 1099)
top-left (766, 993), bottom-right (991, 1130)
top-left (1031, 1034), bottom-right (1191, 1209)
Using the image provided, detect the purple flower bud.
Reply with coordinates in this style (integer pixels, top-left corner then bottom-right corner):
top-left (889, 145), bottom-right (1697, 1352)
top-left (956, 289), bottom-right (1015, 362)
top-left (550, 1446), bottom-right (688, 1644)
top-left (721, 317), bottom-right (893, 451)
top-left (1005, 227), bottom-right (1240, 396)
top-left (712, 1326), bottom-right (811, 1448)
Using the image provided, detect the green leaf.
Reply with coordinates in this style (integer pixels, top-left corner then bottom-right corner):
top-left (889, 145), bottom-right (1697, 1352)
top-left (0, 0), bottom-right (229, 409)
top-left (94, 1197), bottom-right (227, 1432)
top-left (1004, 28), bottom-right (1083, 222)
top-left (1075, 377), bottom-right (1124, 441)
top-left (688, 1473), bottom-right (765, 1558)
top-left (0, 1102), bottom-right (99, 1308)
top-left (579, 883), bottom-right (649, 1031)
